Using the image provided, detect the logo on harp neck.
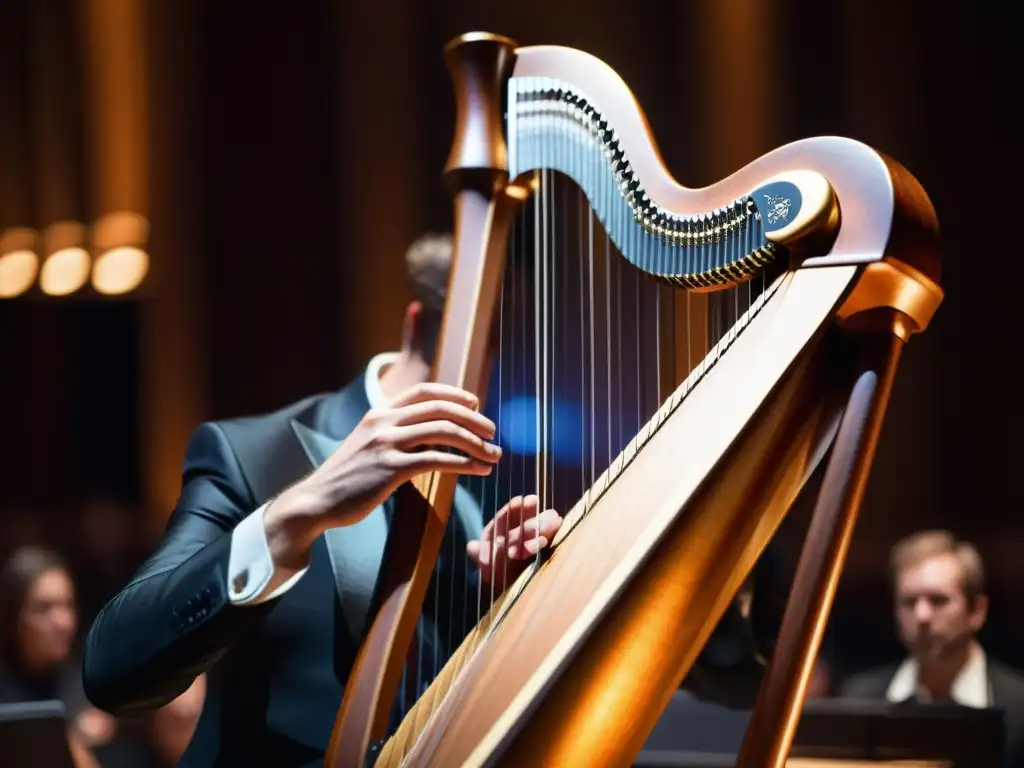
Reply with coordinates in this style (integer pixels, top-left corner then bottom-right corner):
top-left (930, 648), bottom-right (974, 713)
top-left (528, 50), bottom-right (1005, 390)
top-left (764, 194), bottom-right (792, 225)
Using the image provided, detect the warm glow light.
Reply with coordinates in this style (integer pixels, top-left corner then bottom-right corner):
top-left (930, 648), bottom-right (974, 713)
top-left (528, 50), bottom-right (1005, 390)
top-left (92, 246), bottom-right (149, 294)
top-left (40, 247), bottom-right (90, 295)
top-left (0, 250), bottom-right (39, 298)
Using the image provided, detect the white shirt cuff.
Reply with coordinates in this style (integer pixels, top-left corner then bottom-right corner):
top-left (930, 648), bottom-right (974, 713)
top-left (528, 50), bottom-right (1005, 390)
top-left (227, 503), bottom-right (310, 605)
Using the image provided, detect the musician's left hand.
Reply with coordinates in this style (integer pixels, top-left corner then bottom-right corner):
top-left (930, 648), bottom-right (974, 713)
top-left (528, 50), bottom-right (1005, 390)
top-left (466, 494), bottom-right (562, 584)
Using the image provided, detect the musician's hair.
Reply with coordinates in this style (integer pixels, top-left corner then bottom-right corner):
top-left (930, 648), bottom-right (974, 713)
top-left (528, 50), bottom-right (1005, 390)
top-left (889, 530), bottom-right (986, 601)
top-left (403, 231), bottom-right (530, 360)
top-left (405, 233), bottom-right (453, 315)
top-left (404, 233), bottom-right (452, 360)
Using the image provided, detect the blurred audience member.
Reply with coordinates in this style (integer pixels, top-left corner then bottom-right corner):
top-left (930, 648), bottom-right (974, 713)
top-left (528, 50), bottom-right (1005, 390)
top-left (840, 530), bottom-right (1024, 764)
top-left (0, 546), bottom-right (113, 765)
top-left (0, 545), bottom-right (186, 767)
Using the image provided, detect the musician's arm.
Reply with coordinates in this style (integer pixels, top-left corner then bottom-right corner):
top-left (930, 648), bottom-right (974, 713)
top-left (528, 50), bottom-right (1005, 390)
top-left (81, 422), bottom-right (309, 715)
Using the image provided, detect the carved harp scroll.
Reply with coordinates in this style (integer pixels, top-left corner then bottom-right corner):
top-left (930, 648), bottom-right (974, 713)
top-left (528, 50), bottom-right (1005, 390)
top-left (332, 30), bottom-right (944, 768)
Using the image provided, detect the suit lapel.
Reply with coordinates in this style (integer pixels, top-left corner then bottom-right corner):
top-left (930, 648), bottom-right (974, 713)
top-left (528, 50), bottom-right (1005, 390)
top-left (291, 379), bottom-right (390, 644)
top-left (218, 394), bottom-right (323, 513)
top-left (293, 375), bottom-right (487, 647)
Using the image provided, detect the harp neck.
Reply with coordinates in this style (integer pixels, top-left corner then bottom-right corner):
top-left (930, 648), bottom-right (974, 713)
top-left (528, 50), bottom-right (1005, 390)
top-left (430, 33), bottom-right (521, 400)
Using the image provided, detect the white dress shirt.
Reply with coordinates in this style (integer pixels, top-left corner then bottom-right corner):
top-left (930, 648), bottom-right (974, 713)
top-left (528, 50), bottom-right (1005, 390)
top-left (226, 353), bottom-right (399, 605)
top-left (885, 643), bottom-right (992, 708)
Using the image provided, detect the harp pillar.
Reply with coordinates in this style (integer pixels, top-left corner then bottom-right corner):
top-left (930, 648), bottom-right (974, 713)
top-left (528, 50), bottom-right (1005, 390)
top-left (324, 32), bottom-right (523, 768)
top-left (736, 330), bottom-right (902, 767)
top-left (737, 256), bottom-right (944, 768)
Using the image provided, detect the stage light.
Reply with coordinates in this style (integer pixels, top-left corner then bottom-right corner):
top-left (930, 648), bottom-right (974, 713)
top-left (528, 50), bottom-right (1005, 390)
top-left (82, 0), bottom-right (150, 297)
top-left (90, 212), bottom-right (150, 295)
top-left (92, 246), bottom-right (149, 294)
top-left (39, 221), bottom-right (90, 296)
top-left (0, 228), bottom-right (39, 298)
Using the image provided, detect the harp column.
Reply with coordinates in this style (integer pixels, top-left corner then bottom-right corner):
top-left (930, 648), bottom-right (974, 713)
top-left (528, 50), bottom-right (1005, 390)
top-left (324, 32), bottom-right (524, 768)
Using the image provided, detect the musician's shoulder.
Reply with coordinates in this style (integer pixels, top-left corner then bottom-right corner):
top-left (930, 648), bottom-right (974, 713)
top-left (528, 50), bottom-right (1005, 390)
top-left (181, 391), bottom-right (332, 468)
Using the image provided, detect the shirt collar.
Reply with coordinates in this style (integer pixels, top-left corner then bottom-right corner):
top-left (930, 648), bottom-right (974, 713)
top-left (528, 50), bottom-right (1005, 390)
top-left (886, 643), bottom-right (990, 708)
top-left (363, 352), bottom-right (400, 411)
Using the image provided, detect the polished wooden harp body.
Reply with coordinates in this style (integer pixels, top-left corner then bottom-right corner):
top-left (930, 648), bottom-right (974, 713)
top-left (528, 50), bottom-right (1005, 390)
top-left (327, 32), bottom-right (942, 768)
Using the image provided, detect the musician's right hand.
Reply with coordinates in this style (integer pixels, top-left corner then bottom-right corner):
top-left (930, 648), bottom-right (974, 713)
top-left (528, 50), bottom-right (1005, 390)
top-left (264, 382), bottom-right (501, 570)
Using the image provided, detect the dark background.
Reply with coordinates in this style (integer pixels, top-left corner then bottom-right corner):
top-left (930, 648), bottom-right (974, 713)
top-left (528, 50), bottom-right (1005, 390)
top-left (0, 0), bottom-right (1019, 680)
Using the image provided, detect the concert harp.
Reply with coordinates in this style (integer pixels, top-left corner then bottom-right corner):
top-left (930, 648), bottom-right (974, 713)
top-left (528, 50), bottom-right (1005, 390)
top-left (326, 32), bottom-right (942, 768)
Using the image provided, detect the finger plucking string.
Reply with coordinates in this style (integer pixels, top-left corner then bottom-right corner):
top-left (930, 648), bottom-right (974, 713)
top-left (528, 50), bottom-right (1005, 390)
top-left (503, 508), bottom-right (560, 546)
top-left (392, 449), bottom-right (496, 477)
top-left (390, 421), bottom-right (502, 464)
top-left (386, 382), bottom-right (480, 411)
top-left (489, 494), bottom-right (539, 540)
top-left (391, 400), bottom-right (496, 439)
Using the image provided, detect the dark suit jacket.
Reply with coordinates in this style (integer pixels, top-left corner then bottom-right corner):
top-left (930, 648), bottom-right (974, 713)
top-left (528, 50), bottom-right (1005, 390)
top-left (841, 657), bottom-right (1024, 767)
top-left (82, 376), bottom-right (481, 767)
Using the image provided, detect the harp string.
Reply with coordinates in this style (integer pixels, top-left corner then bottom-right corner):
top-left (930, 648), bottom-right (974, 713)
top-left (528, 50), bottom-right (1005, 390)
top-left (394, 162), bottom-right (780, 736)
top-left (536, 167), bottom-right (547, 565)
top-left (511, 170), bottom-right (776, 542)
top-left (399, 82), bottom-right (782, 729)
top-left (587, 192), bottom-right (597, 493)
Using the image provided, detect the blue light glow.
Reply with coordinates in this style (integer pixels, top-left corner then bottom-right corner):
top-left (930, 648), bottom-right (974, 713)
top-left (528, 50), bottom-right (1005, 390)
top-left (496, 395), bottom-right (584, 465)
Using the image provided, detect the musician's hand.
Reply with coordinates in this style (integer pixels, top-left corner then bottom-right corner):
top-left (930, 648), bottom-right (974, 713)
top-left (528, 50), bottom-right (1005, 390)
top-left (466, 494), bottom-right (562, 585)
top-left (266, 382), bottom-right (502, 569)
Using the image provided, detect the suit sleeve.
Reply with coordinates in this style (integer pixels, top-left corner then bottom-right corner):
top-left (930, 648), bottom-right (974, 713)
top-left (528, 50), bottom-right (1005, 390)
top-left (82, 422), bottom-right (283, 715)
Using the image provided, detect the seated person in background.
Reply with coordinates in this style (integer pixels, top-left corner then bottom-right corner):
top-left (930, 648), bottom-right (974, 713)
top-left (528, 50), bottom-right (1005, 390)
top-left (840, 530), bottom-right (1024, 764)
top-left (0, 547), bottom-right (110, 767)
top-left (1, 545), bottom-right (194, 768)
